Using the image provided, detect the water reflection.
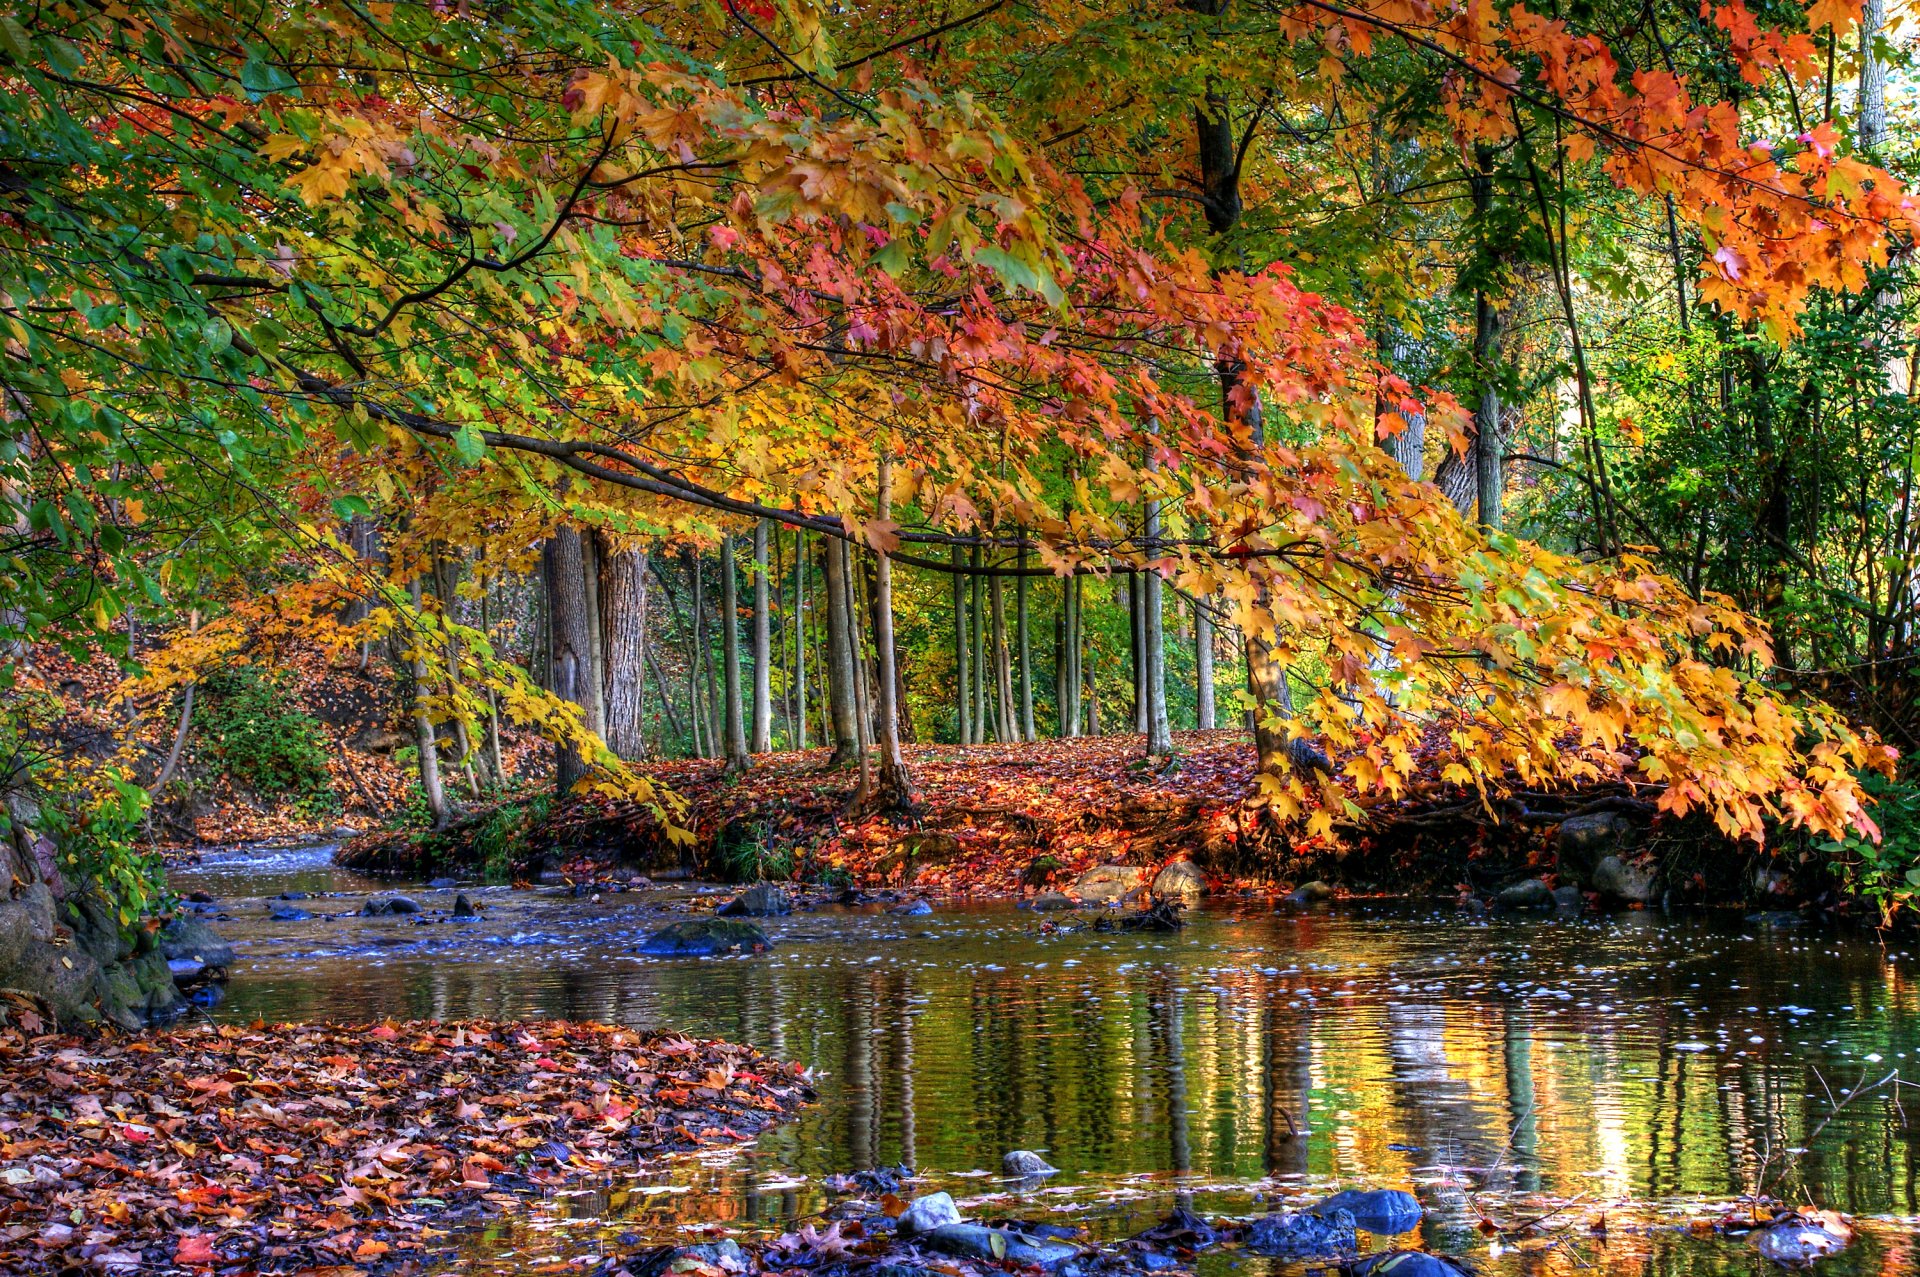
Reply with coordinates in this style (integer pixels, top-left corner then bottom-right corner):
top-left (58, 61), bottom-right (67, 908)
top-left (174, 847), bottom-right (1920, 1274)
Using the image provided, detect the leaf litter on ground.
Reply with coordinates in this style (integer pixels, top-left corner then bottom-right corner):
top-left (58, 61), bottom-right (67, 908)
top-left (0, 1017), bottom-right (811, 1274)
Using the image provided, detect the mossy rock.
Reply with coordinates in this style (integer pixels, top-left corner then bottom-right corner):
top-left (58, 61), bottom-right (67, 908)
top-left (638, 918), bottom-right (773, 956)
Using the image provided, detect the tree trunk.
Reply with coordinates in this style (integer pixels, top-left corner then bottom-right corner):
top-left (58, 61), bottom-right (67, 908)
top-left (990, 572), bottom-right (1014, 741)
top-left (1061, 573), bottom-right (1081, 737)
top-left (408, 576), bottom-right (453, 825)
top-left (543, 527), bottom-right (601, 793)
top-left (1142, 558), bottom-right (1172, 756)
top-left (479, 587), bottom-right (506, 783)
top-left (1016, 545), bottom-right (1035, 740)
top-left (430, 553), bottom-right (482, 798)
top-left (793, 527), bottom-right (808, 751)
top-left (1129, 571), bottom-right (1148, 733)
top-left (970, 546), bottom-right (988, 742)
top-left (822, 535), bottom-right (860, 766)
top-left (1084, 626), bottom-right (1102, 737)
top-left (952, 542), bottom-right (971, 744)
top-left (720, 532), bottom-right (750, 770)
top-left (750, 520), bottom-right (772, 753)
top-left (686, 549), bottom-right (707, 758)
top-left (1195, 598), bottom-right (1216, 730)
top-left (1861, 0), bottom-right (1888, 152)
top-left (599, 537), bottom-right (649, 760)
top-left (868, 453), bottom-right (914, 808)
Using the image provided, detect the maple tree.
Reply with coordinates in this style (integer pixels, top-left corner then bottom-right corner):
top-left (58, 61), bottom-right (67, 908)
top-left (0, 0), bottom-right (1909, 927)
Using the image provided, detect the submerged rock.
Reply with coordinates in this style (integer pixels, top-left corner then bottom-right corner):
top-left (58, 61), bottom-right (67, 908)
top-left (718, 882), bottom-right (792, 917)
top-left (1244, 1208), bottom-right (1357, 1259)
top-left (897, 1191), bottom-right (963, 1238)
top-left (1552, 885), bottom-right (1585, 913)
top-left (1752, 1213), bottom-right (1851, 1265)
top-left (1071, 864), bottom-right (1144, 905)
top-left (1002, 1149), bottom-right (1057, 1176)
top-left (890, 898), bottom-right (934, 916)
top-left (1028, 892), bottom-right (1076, 912)
top-left (639, 918), bottom-right (772, 956)
top-left (361, 895), bottom-right (420, 916)
top-left (158, 915), bottom-right (234, 972)
top-left (1286, 880), bottom-right (1335, 905)
top-left (1495, 878), bottom-right (1554, 910)
top-left (631, 1239), bottom-right (748, 1277)
top-left (1151, 858), bottom-right (1206, 903)
top-left (922, 1224), bottom-right (1080, 1269)
top-left (1592, 854), bottom-right (1655, 904)
top-left (268, 907), bottom-right (313, 922)
top-left (452, 892), bottom-right (478, 919)
top-left (1345, 1251), bottom-right (1473, 1276)
top-left (1313, 1188), bottom-right (1423, 1234)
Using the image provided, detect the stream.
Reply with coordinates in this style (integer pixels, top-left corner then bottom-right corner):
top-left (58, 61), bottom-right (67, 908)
top-left (170, 843), bottom-right (1920, 1275)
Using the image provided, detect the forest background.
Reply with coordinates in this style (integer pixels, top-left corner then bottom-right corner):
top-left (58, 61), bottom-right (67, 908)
top-left (4, 0), bottom-right (1919, 957)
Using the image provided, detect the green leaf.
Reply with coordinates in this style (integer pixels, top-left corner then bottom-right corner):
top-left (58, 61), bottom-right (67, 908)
top-left (330, 494), bottom-right (373, 520)
top-left (454, 422), bottom-right (487, 463)
top-left (0, 17), bottom-right (33, 64)
top-left (240, 54), bottom-right (299, 99)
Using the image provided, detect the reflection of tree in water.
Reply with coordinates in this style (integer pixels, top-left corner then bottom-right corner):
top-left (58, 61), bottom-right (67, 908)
top-left (208, 898), bottom-right (1920, 1225)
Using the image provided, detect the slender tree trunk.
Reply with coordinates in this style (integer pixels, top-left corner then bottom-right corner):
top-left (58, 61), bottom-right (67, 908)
top-left (686, 550), bottom-right (707, 758)
top-left (1195, 598), bottom-right (1216, 730)
top-left (1016, 545), bottom-right (1035, 741)
top-left (970, 546), bottom-right (987, 742)
top-left (1121, 572), bottom-right (1136, 733)
top-left (430, 553), bottom-right (483, 797)
top-left (952, 542), bottom-right (971, 744)
top-left (868, 452), bottom-right (914, 808)
top-left (990, 572), bottom-right (1014, 740)
top-left (408, 577), bottom-right (453, 825)
top-left (1862, 0), bottom-right (1888, 152)
top-left (823, 536), bottom-right (860, 766)
top-left (793, 527), bottom-right (808, 751)
top-left (1142, 524), bottom-right (1172, 758)
top-left (720, 533), bottom-right (750, 769)
top-left (840, 537), bottom-right (873, 798)
top-left (543, 527), bottom-right (601, 793)
top-left (479, 587), bottom-right (506, 782)
top-left (1061, 574), bottom-right (1082, 737)
top-left (750, 520), bottom-right (772, 753)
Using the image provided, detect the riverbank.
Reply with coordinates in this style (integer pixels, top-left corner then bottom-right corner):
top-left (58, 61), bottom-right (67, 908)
top-left (0, 1016), bottom-right (811, 1274)
top-left (337, 731), bottom-right (1812, 914)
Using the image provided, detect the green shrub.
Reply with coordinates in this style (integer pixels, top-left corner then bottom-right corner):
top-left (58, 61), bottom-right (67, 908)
top-left (1820, 768), bottom-right (1920, 926)
top-left (47, 772), bottom-right (167, 932)
top-left (197, 666), bottom-right (338, 817)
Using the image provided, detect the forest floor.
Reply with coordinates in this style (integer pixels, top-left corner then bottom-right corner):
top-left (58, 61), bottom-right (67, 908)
top-left (0, 1012), bottom-right (812, 1274)
top-left (338, 730), bottom-right (1670, 903)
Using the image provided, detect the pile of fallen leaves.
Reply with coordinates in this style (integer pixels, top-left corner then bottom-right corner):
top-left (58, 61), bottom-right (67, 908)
top-left (0, 1018), bottom-right (811, 1274)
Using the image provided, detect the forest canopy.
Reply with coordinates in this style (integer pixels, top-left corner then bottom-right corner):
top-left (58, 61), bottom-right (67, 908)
top-left (1, 0), bottom-right (1914, 917)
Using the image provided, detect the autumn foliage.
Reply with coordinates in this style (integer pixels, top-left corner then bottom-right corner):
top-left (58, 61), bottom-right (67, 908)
top-left (0, 0), bottom-right (1904, 887)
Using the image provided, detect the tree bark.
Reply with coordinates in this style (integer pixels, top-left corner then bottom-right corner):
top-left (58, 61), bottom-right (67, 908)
top-left (408, 577), bottom-right (453, 825)
top-left (542, 526), bottom-right (601, 793)
top-left (1016, 544), bottom-right (1035, 740)
top-left (952, 542), bottom-right (971, 744)
top-left (1861, 0), bottom-right (1888, 153)
top-left (990, 571), bottom-right (1014, 740)
top-left (598, 537), bottom-right (649, 760)
top-left (1061, 574), bottom-right (1082, 737)
top-left (970, 545), bottom-right (988, 742)
top-left (1195, 598), bottom-right (1216, 730)
top-left (720, 533), bottom-right (750, 770)
top-left (822, 534), bottom-right (860, 766)
top-left (750, 520), bottom-right (772, 753)
top-left (793, 527), bottom-right (809, 751)
top-left (685, 549), bottom-right (707, 758)
top-left (868, 452), bottom-right (914, 808)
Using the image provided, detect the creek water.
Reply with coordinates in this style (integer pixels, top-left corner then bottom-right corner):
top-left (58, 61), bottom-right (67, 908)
top-left (171, 844), bottom-right (1920, 1275)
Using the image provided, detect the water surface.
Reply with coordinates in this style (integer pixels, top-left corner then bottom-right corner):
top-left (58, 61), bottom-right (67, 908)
top-left (172, 845), bottom-right (1920, 1274)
